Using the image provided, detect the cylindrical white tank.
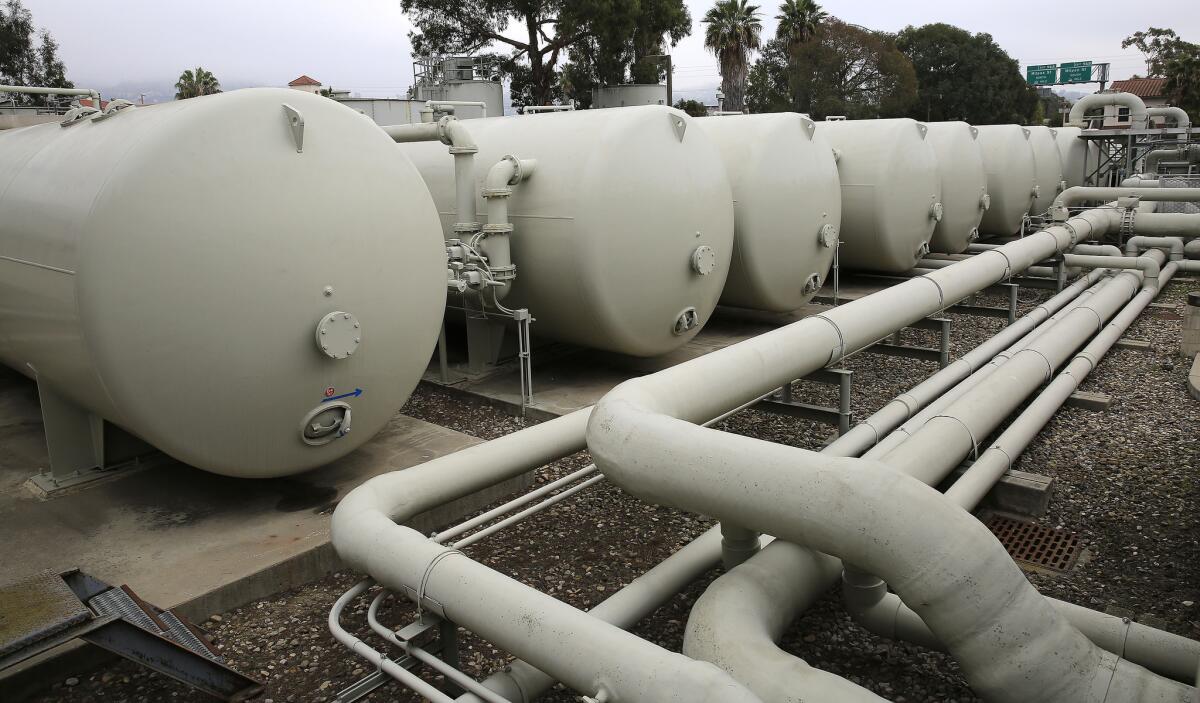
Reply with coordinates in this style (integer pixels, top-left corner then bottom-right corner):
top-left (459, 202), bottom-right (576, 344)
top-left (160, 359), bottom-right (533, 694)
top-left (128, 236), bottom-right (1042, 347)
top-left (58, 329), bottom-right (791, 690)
top-left (0, 88), bottom-right (448, 478)
top-left (414, 80), bottom-right (503, 119)
top-left (1027, 125), bottom-right (1065, 215)
top-left (814, 118), bottom-right (941, 272)
top-left (925, 122), bottom-right (989, 254)
top-left (1054, 126), bottom-right (1091, 188)
top-left (399, 106), bottom-right (735, 356)
top-left (696, 113), bottom-right (841, 312)
top-left (975, 125), bottom-right (1037, 237)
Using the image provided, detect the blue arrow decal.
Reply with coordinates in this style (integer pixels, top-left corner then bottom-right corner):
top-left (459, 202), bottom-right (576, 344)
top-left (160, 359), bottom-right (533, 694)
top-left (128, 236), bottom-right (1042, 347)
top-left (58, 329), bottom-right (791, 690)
top-left (322, 388), bottom-right (363, 402)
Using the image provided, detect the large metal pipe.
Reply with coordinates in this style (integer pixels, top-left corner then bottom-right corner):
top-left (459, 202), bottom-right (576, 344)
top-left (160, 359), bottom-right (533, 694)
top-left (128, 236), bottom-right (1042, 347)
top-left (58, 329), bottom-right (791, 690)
top-left (1052, 186), bottom-right (1200, 215)
top-left (588, 400), bottom-right (1191, 701)
top-left (1147, 106), bottom-right (1191, 129)
top-left (1145, 145), bottom-right (1200, 172)
top-left (586, 209), bottom-right (1194, 701)
top-left (823, 268), bottom-right (1105, 457)
top-left (330, 410), bottom-right (761, 703)
top-left (1067, 91), bottom-right (1148, 129)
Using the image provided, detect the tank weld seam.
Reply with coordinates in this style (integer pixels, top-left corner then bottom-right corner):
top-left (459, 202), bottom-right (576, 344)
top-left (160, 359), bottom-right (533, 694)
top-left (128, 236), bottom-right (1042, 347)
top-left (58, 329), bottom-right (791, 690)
top-left (416, 549), bottom-right (463, 616)
top-left (813, 314), bottom-right (847, 365)
top-left (930, 414), bottom-right (979, 459)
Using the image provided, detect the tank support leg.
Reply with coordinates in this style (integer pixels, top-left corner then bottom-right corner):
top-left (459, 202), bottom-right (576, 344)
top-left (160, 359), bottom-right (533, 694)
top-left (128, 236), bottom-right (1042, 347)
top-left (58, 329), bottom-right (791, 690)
top-left (26, 377), bottom-right (153, 496)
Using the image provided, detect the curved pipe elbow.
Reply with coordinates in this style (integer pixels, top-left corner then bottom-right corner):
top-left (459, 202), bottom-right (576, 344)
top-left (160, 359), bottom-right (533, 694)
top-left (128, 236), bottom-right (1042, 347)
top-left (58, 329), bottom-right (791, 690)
top-left (1068, 92), bottom-right (1148, 128)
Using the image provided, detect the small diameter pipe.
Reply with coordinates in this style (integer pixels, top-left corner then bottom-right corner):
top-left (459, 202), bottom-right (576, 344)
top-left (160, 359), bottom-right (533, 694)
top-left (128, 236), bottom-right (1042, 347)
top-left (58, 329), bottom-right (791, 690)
top-left (479, 155), bottom-right (536, 301)
top-left (449, 475), bottom-right (604, 549)
top-left (365, 591), bottom-right (512, 703)
top-left (382, 116), bottom-right (478, 233)
top-left (458, 528), bottom-right (727, 703)
top-left (1073, 243), bottom-right (1123, 257)
top-left (0, 83), bottom-right (101, 104)
top-left (433, 465), bottom-right (599, 544)
top-left (329, 580), bottom-right (457, 703)
top-left (427, 100), bottom-right (488, 118)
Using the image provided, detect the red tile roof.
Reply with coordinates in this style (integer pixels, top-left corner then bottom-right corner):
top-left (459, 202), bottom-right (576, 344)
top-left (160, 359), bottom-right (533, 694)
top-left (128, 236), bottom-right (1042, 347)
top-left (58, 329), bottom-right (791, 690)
top-left (288, 75), bottom-right (321, 87)
top-left (1109, 77), bottom-right (1165, 98)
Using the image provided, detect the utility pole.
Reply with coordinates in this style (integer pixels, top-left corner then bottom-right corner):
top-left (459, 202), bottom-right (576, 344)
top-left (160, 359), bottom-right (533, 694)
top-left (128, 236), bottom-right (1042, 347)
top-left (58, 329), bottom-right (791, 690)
top-left (646, 54), bottom-right (673, 106)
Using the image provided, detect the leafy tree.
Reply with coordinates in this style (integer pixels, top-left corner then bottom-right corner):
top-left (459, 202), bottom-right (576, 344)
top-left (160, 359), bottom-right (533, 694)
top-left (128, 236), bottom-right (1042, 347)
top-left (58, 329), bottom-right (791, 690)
top-left (747, 19), bottom-right (916, 120)
top-left (0, 0), bottom-right (72, 106)
top-left (400, 0), bottom-right (690, 109)
top-left (174, 67), bottom-right (221, 100)
top-left (703, 0), bottom-right (762, 112)
top-left (1122, 28), bottom-right (1196, 76)
top-left (895, 23), bottom-right (1038, 124)
top-left (673, 98), bottom-right (709, 116)
top-left (775, 0), bottom-right (825, 49)
top-left (1123, 27), bottom-right (1200, 120)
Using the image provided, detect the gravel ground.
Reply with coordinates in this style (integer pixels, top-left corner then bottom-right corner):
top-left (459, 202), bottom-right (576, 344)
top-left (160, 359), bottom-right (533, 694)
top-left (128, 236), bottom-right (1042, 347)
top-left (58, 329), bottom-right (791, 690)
top-left (33, 278), bottom-right (1200, 703)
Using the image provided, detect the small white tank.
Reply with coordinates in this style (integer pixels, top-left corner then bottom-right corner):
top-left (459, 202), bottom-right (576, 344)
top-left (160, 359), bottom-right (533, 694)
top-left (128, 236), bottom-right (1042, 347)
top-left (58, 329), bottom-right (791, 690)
top-left (1027, 125), bottom-right (1065, 215)
top-left (696, 113), bottom-right (841, 312)
top-left (1054, 126), bottom-right (1090, 188)
top-left (815, 118), bottom-right (941, 273)
top-left (925, 122), bottom-right (989, 254)
top-left (399, 106), bottom-right (735, 356)
top-left (975, 125), bottom-right (1037, 236)
top-left (0, 89), bottom-right (448, 478)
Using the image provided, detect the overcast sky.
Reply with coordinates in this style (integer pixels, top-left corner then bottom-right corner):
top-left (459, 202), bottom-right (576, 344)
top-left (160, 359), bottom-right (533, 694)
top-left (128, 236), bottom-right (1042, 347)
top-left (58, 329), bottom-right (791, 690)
top-left (19, 0), bottom-right (1200, 103)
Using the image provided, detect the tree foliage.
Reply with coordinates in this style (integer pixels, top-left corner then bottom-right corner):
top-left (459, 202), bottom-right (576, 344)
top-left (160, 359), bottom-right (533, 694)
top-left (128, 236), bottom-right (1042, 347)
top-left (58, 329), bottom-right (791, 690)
top-left (400, 0), bottom-right (690, 109)
top-left (1123, 27), bottom-right (1200, 120)
top-left (746, 19), bottom-right (915, 120)
top-left (703, 0), bottom-right (762, 112)
top-left (175, 67), bottom-right (221, 100)
top-left (673, 98), bottom-right (708, 116)
top-left (895, 23), bottom-right (1038, 124)
top-left (0, 0), bottom-right (72, 106)
top-left (775, 0), bottom-right (825, 50)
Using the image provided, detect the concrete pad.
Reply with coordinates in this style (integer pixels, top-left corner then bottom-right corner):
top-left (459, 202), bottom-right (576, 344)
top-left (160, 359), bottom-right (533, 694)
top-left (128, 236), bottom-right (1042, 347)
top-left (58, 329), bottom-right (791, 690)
top-left (434, 311), bottom-right (801, 417)
top-left (1114, 338), bottom-right (1153, 351)
top-left (0, 367), bottom-right (515, 624)
top-left (1065, 390), bottom-right (1113, 411)
top-left (1189, 355), bottom-right (1200, 401)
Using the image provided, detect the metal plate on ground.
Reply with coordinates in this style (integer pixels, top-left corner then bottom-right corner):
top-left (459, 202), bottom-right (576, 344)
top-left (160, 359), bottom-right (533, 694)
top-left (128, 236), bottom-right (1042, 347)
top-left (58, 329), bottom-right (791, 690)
top-left (0, 571), bottom-right (91, 656)
top-left (986, 515), bottom-right (1083, 572)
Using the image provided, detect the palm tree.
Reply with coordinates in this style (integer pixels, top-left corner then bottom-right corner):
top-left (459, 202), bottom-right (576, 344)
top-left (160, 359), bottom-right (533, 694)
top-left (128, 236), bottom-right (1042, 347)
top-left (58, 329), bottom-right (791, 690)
top-left (703, 0), bottom-right (762, 112)
top-left (776, 0), bottom-right (826, 49)
top-left (174, 67), bottom-right (221, 100)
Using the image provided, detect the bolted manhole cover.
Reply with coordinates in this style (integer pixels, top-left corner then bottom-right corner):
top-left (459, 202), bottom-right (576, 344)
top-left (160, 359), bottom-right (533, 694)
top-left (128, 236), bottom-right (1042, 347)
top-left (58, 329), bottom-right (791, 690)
top-left (985, 515), bottom-right (1083, 573)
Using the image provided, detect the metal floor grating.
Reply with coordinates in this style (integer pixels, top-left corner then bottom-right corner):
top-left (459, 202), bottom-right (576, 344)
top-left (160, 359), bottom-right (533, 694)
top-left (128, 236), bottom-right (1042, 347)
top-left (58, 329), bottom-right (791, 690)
top-left (986, 515), bottom-right (1083, 572)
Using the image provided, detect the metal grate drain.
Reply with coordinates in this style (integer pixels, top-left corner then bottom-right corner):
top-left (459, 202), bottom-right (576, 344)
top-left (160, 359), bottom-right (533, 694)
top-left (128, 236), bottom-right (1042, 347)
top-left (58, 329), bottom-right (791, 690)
top-left (985, 515), bottom-right (1083, 572)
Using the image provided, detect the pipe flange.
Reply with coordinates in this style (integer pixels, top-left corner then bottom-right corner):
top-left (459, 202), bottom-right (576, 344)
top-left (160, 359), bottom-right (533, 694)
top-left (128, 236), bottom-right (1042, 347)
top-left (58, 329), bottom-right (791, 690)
top-left (819, 223), bottom-right (839, 248)
top-left (453, 222), bottom-right (482, 234)
top-left (315, 311), bottom-right (362, 360)
top-left (691, 246), bottom-right (717, 276)
top-left (481, 222), bottom-right (513, 234)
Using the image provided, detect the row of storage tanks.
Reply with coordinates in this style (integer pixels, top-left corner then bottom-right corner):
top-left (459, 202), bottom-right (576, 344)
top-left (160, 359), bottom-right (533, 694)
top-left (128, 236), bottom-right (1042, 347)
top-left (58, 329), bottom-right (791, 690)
top-left (0, 89), bottom-right (1093, 478)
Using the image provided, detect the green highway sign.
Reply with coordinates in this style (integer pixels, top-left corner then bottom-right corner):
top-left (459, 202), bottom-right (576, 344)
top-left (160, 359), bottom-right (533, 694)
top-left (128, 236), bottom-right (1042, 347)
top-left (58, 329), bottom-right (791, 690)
top-left (1060, 61), bottom-right (1093, 83)
top-left (1027, 64), bottom-right (1057, 85)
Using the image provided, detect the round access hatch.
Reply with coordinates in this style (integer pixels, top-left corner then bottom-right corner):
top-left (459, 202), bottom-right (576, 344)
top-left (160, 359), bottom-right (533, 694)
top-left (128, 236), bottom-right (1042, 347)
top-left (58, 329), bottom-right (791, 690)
top-left (315, 311), bottom-right (361, 359)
